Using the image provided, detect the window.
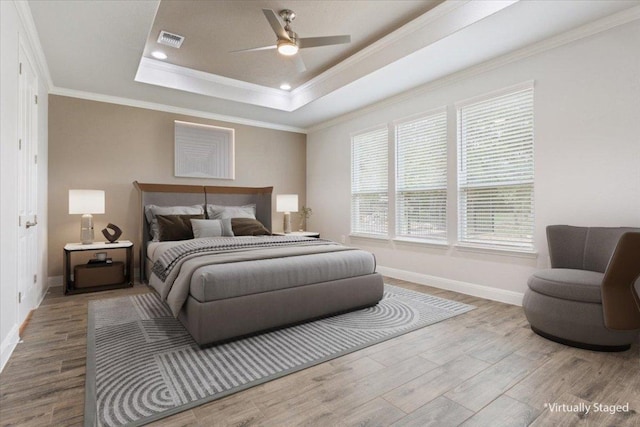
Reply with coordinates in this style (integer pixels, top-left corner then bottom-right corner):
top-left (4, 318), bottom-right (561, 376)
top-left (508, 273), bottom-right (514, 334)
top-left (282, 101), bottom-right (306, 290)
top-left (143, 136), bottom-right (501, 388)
top-left (396, 111), bottom-right (447, 241)
top-left (457, 85), bottom-right (534, 250)
top-left (351, 127), bottom-right (388, 235)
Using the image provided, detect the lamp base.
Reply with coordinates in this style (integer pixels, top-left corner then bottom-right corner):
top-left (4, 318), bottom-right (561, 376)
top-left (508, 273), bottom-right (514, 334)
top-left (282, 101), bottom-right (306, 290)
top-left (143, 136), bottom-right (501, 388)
top-left (283, 212), bottom-right (292, 234)
top-left (80, 214), bottom-right (95, 244)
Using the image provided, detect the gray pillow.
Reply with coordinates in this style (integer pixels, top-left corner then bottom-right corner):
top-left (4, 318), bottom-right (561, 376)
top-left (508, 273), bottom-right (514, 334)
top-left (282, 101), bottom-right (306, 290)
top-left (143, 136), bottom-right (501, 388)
top-left (190, 218), bottom-right (234, 238)
top-left (207, 203), bottom-right (256, 220)
top-left (144, 204), bottom-right (204, 241)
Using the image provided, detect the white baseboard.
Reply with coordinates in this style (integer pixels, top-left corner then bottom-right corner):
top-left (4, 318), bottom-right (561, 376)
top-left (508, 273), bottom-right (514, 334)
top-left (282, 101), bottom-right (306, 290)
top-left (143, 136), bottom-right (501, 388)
top-left (37, 283), bottom-right (50, 307)
top-left (377, 265), bottom-right (524, 306)
top-left (48, 275), bottom-right (62, 287)
top-left (0, 283), bottom-right (51, 374)
top-left (0, 324), bottom-right (19, 373)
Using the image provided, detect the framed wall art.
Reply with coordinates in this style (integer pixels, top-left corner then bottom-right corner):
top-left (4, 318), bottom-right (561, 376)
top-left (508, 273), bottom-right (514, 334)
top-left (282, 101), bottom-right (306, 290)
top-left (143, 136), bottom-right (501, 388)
top-left (174, 120), bottom-right (235, 179)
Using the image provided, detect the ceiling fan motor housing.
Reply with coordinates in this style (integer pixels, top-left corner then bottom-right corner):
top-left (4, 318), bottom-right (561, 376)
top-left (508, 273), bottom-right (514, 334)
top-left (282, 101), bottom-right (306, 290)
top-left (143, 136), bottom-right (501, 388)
top-left (279, 9), bottom-right (296, 23)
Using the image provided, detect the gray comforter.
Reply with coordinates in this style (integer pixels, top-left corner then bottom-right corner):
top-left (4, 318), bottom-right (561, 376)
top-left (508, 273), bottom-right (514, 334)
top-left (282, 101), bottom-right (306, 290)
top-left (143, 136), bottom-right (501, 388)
top-left (149, 236), bottom-right (359, 316)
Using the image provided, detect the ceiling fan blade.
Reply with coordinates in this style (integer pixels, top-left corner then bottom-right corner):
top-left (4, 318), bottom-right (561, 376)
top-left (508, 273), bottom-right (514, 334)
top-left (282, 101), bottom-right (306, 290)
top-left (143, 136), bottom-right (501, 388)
top-left (262, 9), bottom-right (290, 41)
top-left (230, 44), bottom-right (277, 53)
top-left (290, 54), bottom-right (307, 73)
top-left (298, 35), bottom-right (351, 49)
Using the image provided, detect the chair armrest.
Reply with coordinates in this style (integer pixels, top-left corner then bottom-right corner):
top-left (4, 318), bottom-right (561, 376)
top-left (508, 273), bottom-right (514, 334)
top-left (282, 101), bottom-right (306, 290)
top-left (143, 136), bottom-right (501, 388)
top-left (601, 232), bottom-right (640, 330)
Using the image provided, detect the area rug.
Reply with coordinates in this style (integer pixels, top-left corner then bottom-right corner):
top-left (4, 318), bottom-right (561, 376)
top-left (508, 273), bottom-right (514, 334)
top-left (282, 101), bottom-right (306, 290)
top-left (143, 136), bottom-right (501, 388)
top-left (84, 284), bottom-right (474, 426)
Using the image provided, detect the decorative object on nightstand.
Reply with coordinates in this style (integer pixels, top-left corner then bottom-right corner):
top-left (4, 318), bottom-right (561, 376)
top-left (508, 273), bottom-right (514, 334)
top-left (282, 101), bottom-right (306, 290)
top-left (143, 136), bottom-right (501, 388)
top-left (276, 194), bottom-right (298, 233)
top-left (102, 223), bottom-right (123, 243)
top-left (297, 205), bottom-right (313, 231)
top-left (68, 189), bottom-right (105, 244)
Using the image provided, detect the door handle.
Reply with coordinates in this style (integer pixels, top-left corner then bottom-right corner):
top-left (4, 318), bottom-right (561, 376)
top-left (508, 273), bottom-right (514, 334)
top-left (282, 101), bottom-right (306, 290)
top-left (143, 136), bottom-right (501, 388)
top-left (26, 220), bottom-right (37, 228)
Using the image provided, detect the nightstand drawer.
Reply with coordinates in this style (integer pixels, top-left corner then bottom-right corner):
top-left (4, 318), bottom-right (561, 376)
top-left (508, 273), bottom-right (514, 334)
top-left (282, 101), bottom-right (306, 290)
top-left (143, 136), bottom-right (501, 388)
top-left (74, 262), bottom-right (125, 288)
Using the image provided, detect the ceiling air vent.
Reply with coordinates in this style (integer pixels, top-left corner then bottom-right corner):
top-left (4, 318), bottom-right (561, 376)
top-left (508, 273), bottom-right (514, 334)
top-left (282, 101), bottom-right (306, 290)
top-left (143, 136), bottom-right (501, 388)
top-left (157, 30), bottom-right (184, 48)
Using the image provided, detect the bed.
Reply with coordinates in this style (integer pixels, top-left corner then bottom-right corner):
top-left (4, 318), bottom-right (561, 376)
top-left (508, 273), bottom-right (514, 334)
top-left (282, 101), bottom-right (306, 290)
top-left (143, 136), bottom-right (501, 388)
top-left (134, 181), bottom-right (384, 346)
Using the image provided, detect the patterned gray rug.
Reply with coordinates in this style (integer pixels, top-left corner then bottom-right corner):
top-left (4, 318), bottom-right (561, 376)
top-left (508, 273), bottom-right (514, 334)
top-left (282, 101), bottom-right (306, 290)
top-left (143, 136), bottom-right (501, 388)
top-left (85, 284), bottom-right (474, 426)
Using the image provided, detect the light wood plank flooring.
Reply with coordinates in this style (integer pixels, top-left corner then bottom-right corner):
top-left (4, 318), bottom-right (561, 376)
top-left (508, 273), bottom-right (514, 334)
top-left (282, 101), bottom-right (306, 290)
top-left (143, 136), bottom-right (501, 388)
top-left (1, 278), bottom-right (638, 426)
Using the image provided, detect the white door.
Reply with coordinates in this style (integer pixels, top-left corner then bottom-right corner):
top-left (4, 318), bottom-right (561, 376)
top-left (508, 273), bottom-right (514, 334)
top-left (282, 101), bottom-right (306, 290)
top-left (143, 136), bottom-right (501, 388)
top-left (17, 42), bottom-right (39, 323)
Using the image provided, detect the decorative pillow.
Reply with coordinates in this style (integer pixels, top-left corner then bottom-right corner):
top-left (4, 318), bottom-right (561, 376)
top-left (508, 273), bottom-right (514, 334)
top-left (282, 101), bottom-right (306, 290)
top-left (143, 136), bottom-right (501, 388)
top-left (145, 204), bottom-right (204, 241)
top-left (231, 218), bottom-right (271, 236)
top-left (190, 218), bottom-right (234, 238)
top-left (156, 214), bottom-right (204, 241)
top-left (207, 204), bottom-right (256, 220)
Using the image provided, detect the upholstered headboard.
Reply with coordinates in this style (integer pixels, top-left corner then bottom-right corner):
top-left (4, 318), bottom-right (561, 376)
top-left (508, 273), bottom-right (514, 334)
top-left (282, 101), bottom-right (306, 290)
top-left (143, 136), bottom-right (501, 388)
top-left (134, 181), bottom-right (273, 282)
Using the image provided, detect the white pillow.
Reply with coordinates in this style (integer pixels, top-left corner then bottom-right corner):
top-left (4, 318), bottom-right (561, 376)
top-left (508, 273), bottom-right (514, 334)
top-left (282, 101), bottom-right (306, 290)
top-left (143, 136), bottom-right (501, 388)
top-left (191, 218), bottom-right (234, 238)
top-left (207, 204), bottom-right (256, 220)
top-left (144, 204), bottom-right (204, 241)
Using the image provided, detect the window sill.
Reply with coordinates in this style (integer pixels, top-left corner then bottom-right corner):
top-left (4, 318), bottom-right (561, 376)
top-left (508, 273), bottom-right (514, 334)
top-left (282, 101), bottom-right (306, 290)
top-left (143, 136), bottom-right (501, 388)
top-left (349, 233), bottom-right (389, 241)
top-left (454, 243), bottom-right (538, 259)
top-left (393, 237), bottom-right (449, 249)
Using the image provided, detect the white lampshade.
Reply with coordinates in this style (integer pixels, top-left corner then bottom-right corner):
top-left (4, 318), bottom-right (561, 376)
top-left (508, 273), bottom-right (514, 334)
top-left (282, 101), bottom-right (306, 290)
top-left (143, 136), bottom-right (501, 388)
top-left (69, 190), bottom-right (105, 244)
top-left (69, 190), bottom-right (105, 214)
top-left (276, 194), bottom-right (298, 213)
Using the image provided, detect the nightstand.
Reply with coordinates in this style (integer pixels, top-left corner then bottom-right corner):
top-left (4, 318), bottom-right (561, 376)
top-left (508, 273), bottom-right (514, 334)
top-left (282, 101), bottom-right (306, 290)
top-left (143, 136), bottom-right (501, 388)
top-left (63, 240), bottom-right (134, 295)
top-left (272, 231), bottom-right (320, 238)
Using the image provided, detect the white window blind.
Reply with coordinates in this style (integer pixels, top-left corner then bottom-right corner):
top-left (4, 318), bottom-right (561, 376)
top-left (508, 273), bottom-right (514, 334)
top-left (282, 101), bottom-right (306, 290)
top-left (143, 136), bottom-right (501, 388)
top-left (351, 127), bottom-right (388, 235)
top-left (396, 111), bottom-right (447, 241)
top-left (457, 86), bottom-right (534, 250)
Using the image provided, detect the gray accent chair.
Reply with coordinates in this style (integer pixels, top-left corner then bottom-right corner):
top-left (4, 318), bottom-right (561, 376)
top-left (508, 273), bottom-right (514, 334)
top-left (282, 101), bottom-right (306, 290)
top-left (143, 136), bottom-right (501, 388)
top-left (523, 225), bottom-right (640, 351)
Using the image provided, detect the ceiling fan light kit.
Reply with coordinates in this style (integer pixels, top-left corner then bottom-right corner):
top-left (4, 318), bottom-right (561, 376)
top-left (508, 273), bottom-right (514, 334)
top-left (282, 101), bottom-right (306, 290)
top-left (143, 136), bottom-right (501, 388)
top-left (277, 40), bottom-right (298, 56)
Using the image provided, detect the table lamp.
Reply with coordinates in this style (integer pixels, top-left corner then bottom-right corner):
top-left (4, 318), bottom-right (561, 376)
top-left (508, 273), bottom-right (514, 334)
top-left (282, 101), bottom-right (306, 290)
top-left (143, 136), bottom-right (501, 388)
top-left (69, 189), bottom-right (105, 244)
top-left (276, 194), bottom-right (298, 233)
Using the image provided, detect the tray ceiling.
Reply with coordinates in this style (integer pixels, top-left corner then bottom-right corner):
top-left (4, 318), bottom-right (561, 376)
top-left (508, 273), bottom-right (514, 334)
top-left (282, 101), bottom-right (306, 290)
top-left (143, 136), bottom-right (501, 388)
top-left (144, 1), bottom-right (443, 90)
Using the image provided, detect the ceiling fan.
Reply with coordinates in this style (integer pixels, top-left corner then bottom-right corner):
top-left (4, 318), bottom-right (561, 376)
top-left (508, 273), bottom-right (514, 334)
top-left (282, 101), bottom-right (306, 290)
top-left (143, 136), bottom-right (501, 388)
top-left (231, 9), bottom-right (351, 72)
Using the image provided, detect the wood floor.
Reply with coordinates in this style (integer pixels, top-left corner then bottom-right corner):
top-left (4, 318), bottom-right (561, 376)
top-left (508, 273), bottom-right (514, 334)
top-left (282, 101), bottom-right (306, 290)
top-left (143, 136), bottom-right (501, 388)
top-left (1, 278), bottom-right (638, 426)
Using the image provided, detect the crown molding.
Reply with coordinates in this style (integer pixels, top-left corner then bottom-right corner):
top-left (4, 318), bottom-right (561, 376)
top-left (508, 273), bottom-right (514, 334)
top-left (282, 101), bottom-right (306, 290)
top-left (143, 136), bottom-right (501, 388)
top-left (307, 4), bottom-right (640, 133)
top-left (49, 87), bottom-right (307, 134)
top-left (13, 0), bottom-right (53, 90)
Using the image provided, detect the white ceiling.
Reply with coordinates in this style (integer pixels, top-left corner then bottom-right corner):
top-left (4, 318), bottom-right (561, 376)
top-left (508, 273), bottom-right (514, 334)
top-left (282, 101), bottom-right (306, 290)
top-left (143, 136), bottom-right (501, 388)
top-left (28, 0), bottom-right (640, 131)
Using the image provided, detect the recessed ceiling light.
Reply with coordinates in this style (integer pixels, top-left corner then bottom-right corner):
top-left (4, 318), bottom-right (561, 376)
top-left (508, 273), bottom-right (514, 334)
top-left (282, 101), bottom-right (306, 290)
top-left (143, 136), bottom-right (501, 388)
top-left (280, 83), bottom-right (292, 91)
top-left (151, 51), bottom-right (168, 60)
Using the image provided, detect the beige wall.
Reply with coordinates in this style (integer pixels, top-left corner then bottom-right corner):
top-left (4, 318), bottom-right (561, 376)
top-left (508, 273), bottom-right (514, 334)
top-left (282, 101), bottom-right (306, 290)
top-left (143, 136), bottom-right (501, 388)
top-left (48, 95), bottom-right (306, 277)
